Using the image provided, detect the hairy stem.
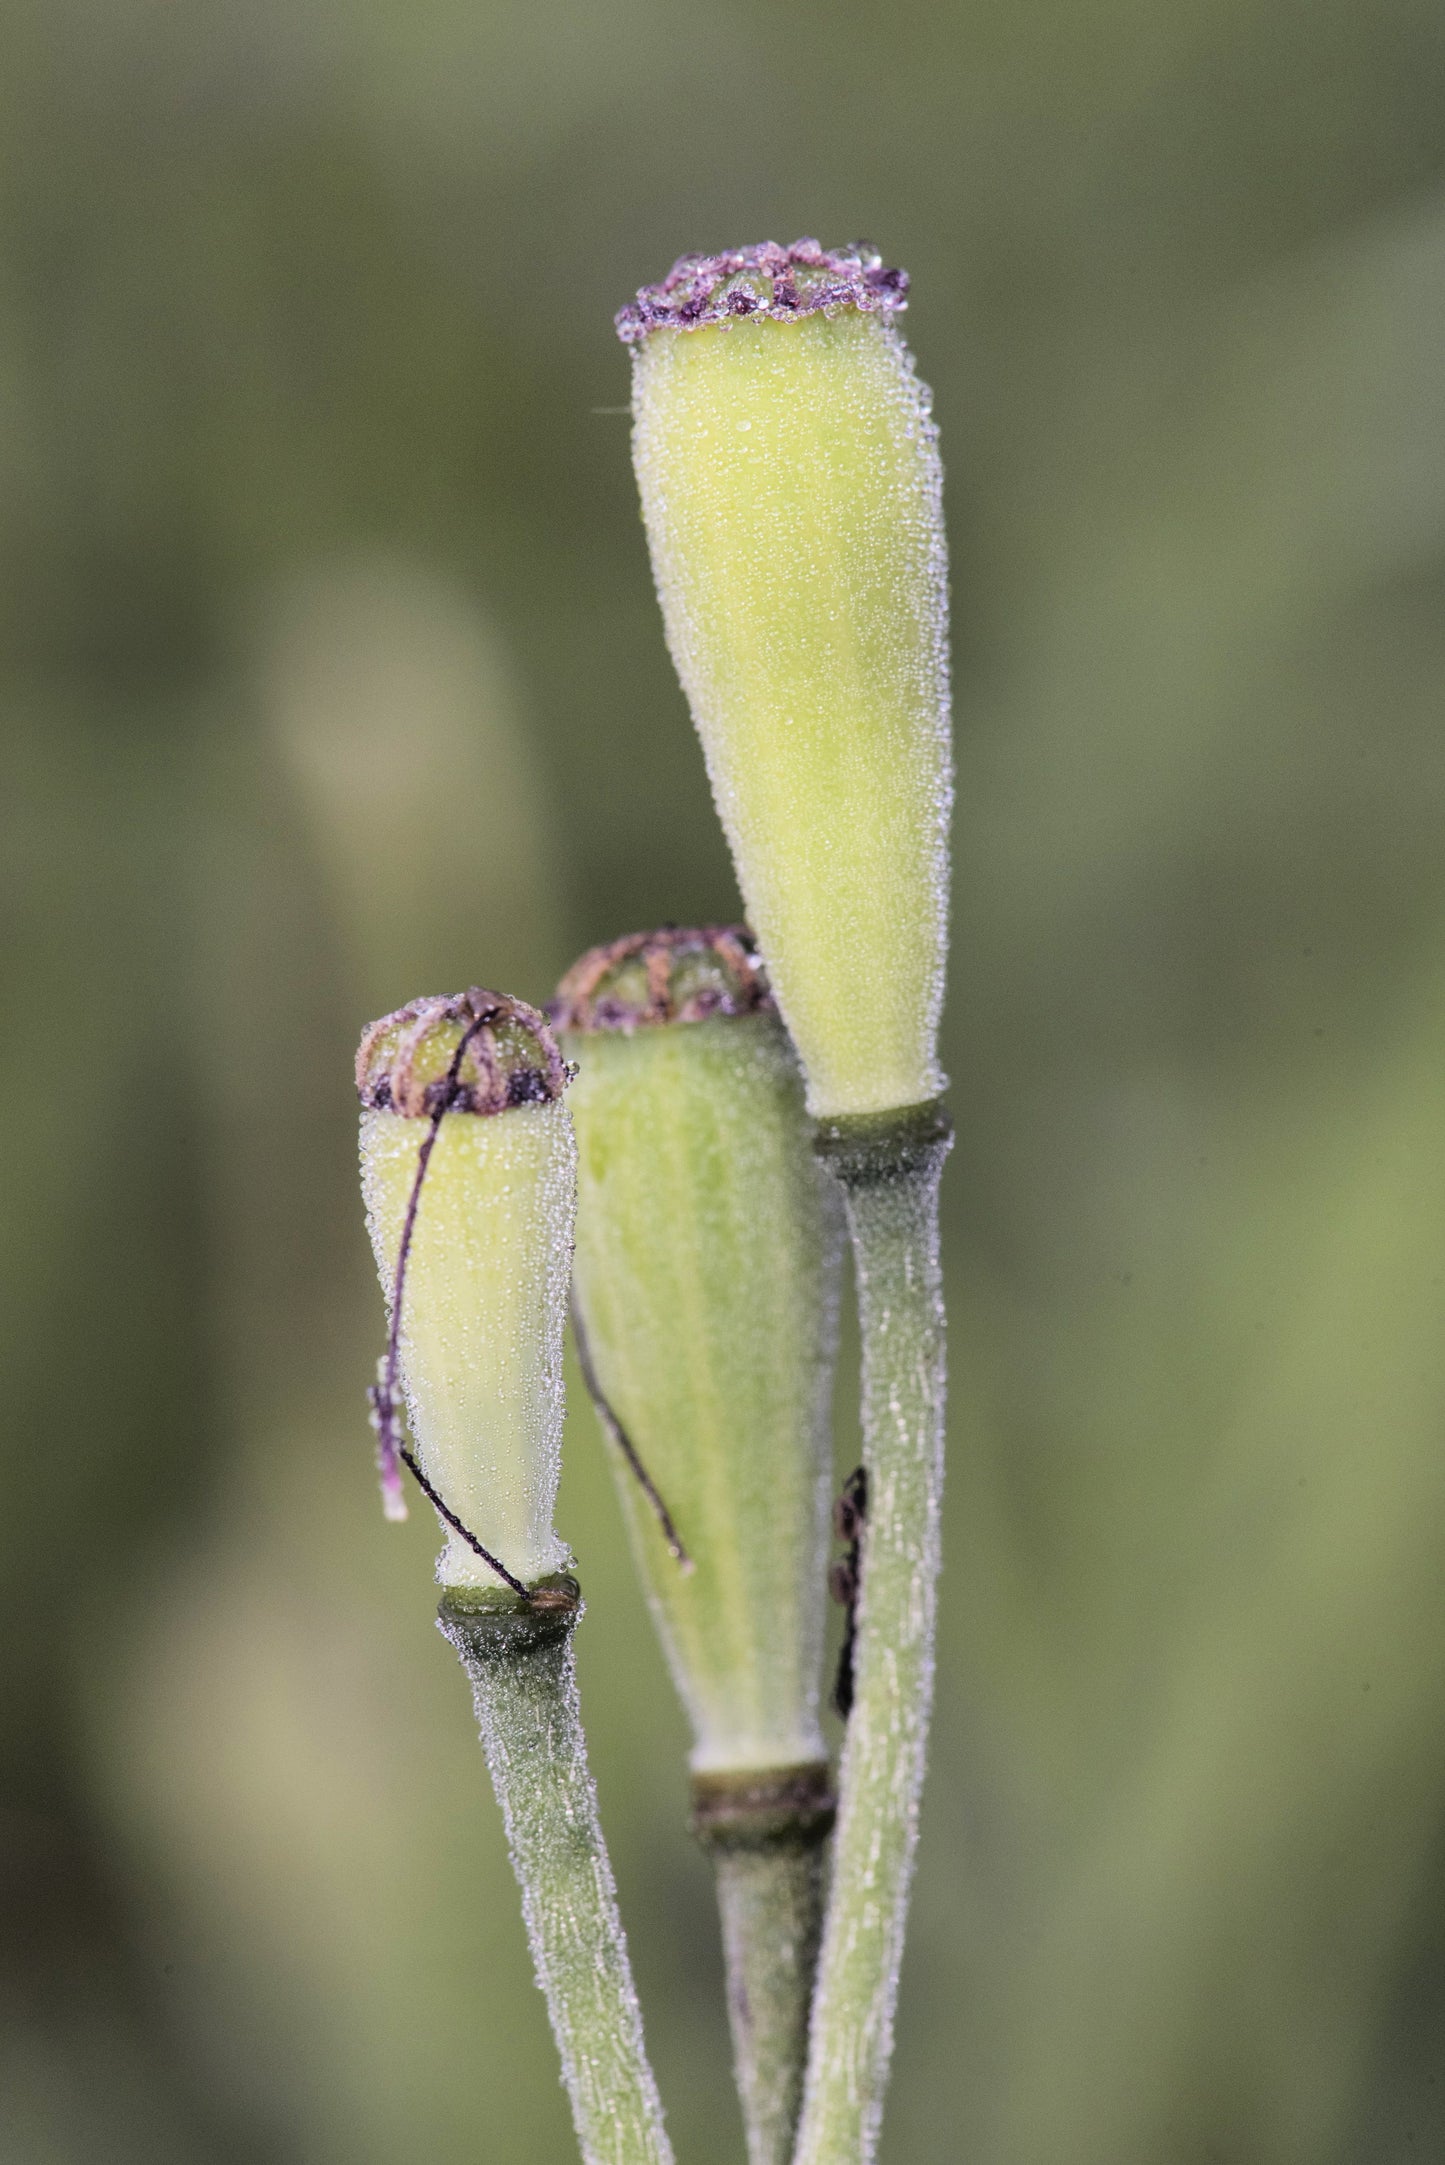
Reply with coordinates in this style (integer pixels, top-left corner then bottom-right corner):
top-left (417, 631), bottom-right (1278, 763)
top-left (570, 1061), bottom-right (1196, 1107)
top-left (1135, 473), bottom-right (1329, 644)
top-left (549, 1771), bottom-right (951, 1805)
top-left (691, 1765), bottom-right (835, 2165)
top-left (438, 1580), bottom-right (673, 2165)
top-left (794, 1104), bottom-right (952, 2165)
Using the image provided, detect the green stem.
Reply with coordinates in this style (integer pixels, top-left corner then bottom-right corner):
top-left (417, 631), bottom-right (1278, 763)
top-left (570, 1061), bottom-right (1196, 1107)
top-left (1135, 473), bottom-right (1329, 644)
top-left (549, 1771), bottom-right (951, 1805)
top-left (438, 1579), bottom-right (673, 2165)
top-left (794, 1104), bottom-right (952, 2165)
top-left (691, 1765), bottom-right (835, 2165)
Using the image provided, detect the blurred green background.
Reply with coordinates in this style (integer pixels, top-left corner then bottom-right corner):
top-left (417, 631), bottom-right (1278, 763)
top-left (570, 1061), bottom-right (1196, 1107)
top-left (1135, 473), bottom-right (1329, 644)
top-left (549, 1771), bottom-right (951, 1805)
top-left (4, 1), bottom-right (1445, 2159)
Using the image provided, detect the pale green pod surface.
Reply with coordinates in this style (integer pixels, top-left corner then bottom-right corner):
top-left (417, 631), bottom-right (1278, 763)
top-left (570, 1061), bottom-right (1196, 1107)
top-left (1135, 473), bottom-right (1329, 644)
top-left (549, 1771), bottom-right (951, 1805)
top-left (555, 929), bottom-right (842, 1773)
top-left (357, 990), bottom-right (576, 1593)
top-left (619, 241), bottom-right (951, 1119)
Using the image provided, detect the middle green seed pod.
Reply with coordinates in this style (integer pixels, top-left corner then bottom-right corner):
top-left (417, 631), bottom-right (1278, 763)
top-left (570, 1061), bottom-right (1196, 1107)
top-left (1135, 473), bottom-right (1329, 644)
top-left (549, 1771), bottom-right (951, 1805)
top-left (555, 928), bottom-right (842, 1775)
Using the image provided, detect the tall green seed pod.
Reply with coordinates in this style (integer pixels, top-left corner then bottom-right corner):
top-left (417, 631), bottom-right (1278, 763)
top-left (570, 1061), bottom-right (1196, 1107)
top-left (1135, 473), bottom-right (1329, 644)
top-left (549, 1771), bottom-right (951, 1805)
top-left (619, 244), bottom-right (955, 2165)
top-left (356, 990), bottom-right (672, 2165)
top-left (617, 239), bottom-right (950, 1121)
top-left (554, 927), bottom-right (842, 2165)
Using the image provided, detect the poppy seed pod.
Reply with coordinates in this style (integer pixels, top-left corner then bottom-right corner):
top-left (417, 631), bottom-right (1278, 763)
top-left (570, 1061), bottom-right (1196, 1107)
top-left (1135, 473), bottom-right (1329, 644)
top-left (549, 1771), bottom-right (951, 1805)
top-left (357, 989), bottom-right (576, 1592)
top-left (619, 240), bottom-right (951, 1119)
top-left (554, 928), bottom-right (842, 1774)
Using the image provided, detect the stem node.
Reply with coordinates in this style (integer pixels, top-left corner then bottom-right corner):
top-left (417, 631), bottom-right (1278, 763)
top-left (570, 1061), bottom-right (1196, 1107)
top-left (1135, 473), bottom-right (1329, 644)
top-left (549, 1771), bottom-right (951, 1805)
top-left (439, 1582), bottom-right (673, 2165)
top-left (690, 1763), bottom-right (835, 2165)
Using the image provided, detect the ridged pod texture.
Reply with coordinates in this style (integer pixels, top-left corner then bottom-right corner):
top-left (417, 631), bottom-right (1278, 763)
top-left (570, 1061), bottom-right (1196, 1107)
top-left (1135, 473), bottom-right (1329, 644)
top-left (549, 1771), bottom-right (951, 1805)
top-left (629, 308), bottom-right (951, 1117)
top-left (360, 1097), bottom-right (575, 1589)
top-left (564, 1012), bottom-right (841, 1771)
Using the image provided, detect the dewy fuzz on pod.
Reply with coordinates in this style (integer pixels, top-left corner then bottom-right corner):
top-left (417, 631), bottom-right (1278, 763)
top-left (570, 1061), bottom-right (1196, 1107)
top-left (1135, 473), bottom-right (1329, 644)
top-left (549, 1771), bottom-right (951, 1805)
top-left (356, 987), bottom-right (576, 1592)
top-left (554, 926), bottom-right (841, 1776)
top-left (619, 240), bottom-right (951, 1122)
top-left (554, 926), bottom-right (843, 2165)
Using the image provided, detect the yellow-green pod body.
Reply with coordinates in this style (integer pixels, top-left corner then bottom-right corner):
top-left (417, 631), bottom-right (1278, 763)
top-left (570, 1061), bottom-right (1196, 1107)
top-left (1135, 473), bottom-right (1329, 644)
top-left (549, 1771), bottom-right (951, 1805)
top-left (619, 242), bottom-right (951, 1119)
top-left (556, 930), bottom-right (842, 1774)
top-left (357, 991), bottom-right (575, 1593)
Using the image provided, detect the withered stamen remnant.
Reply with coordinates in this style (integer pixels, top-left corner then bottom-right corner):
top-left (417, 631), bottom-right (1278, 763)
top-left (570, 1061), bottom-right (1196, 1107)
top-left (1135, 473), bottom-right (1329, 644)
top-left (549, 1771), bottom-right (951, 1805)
top-left (571, 1296), bottom-right (693, 1571)
top-left (398, 1446), bottom-right (536, 1591)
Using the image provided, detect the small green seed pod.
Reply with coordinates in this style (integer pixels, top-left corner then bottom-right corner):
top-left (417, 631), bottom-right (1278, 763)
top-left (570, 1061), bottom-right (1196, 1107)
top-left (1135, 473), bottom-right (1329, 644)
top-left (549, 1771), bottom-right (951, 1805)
top-left (618, 240), bottom-right (951, 1119)
top-left (357, 988), bottom-right (576, 1593)
top-left (554, 927), bottom-right (841, 1773)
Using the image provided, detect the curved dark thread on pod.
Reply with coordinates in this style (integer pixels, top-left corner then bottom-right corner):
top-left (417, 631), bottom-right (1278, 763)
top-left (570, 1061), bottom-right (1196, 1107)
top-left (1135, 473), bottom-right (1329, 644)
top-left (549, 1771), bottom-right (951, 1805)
top-left (371, 1005), bottom-right (535, 1605)
top-left (398, 1447), bottom-right (532, 1599)
top-left (369, 1010), bottom-right (488, 1500)
top-left (571, 1295), bottom-right (693, 1572)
